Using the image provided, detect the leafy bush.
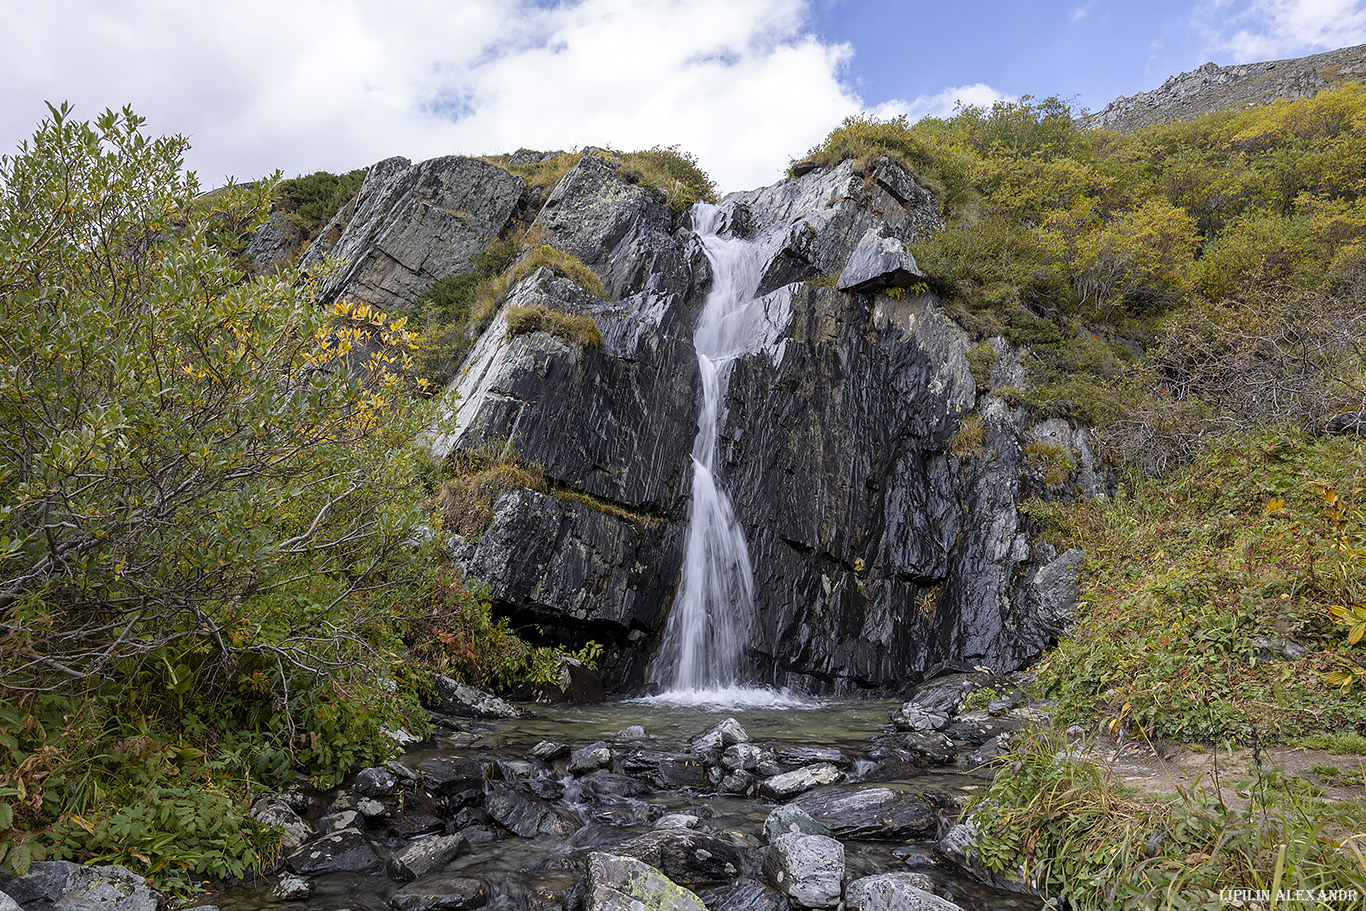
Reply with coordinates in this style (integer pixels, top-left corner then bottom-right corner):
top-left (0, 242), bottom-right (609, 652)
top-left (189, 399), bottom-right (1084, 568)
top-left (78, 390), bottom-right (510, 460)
top-left (0, 103), bottom-right (463, 888)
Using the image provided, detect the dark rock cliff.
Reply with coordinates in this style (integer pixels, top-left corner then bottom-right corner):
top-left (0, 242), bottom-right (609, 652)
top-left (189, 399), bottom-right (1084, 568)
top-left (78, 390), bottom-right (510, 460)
top-left (303, 151), bottom-right (1090, 694)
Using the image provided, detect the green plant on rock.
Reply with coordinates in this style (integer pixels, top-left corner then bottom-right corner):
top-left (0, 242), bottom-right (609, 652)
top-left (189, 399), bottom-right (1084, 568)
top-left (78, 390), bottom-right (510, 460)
top-left (505, 303), bottom-right (603, 349)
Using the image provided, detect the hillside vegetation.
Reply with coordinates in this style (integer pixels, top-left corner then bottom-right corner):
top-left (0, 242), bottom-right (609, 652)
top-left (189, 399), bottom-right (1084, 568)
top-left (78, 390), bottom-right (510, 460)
top-left (801, 88), bottom-right (1366, 904)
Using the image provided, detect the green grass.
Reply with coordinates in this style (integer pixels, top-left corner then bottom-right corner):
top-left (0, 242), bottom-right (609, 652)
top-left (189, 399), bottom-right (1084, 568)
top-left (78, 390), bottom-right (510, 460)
top-left (969, 730), bottom-right (1366, 911)
top-left (1296, 734), bottom-right (1366, 755)
top-left (1028, 430), bottom-right (1366, 747)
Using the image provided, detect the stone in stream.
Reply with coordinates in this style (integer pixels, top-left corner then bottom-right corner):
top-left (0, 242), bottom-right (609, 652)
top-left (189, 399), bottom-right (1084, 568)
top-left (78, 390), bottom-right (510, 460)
top-left (845, 873), bottom-right (964, 911)
top-left (654, 813), bottom-right (701, 829)
top-left (620, 749), bottom-right (708, 790)
top-left (689, 717), bottom-right (750, 753)
top-left (388, 874), bottom-right (489, 911)
top-left (250, 797), bottom-right (312, 849)
top-left (616, 828), bottom-right (745, 887)
top-left (718, 769), bottom-right (756, 796)
top-left (771, 746), bottom-right (850, 771)
top-left (415, 756), bottom-right (485, 794)
top-left (758, 762), bottom-right (846, 800)
top-left (354, 765), bottom-right (399, 797)
top-left (762, 832), bottom-right (844, 910)
top-left (568, 742), bottom-right (613, 774)
top-left (583, 852), bottom-right (706, 911)
top-left (529, 740), bottom-right (571, 761)
top-left (286, 826), bottom-right (384, 875)
top-left (389, 812), bottom-right (445, 838)
top-left (763, 805), bottom-right (832, 843)
top-left (710, 879), bottom-right (793, 911)
top-left (868, 731), bottom-right (957, 767)
top-left (429, 676), bottom-right (525, 719)
top-left (0, 862), bottom-right (157, 911)
top-left (317, 809), bottom-right (361, 835)
top-left (387, 833), bottom-right (470, 882)
top-left (890, 704), bottom-right (951, 732)
top-left (483, 783), bottom-right (577, 837)
top-left (271, 875), bottom-right (312, 901)
top-left (791, 784), bottom-right (945, 841)
top-left (721, 742), bottom-right (770, 771)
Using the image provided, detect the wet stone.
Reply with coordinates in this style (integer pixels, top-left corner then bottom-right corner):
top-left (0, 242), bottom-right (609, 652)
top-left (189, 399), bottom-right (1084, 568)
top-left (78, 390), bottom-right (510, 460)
top-left (387, 833), bottom-right (470, 882)
top-left (762, 833), bottom-right (844, 910)
top-left (272, 875), bottom-right (312, 901)
top-left (763, 805), bottom-right (831, 843)
top-left (758, 763), bottom-right (846, 800)
top-left (584, 852), bottom-right (706, 911)
top-left (721, 742), bottom-right (769, 771)
top-left (484, 784), bottom-right (577, 837)
top-left (710, 879), bottom-right (793, 911)
top-left (617, 828), bottom-right (745, 887)
top-left (416, 757), bottom-right (485, 795)
top-left (689, 717), bottom-right (749, 753)
top-left (389, 813), bottom-right (445, 839)
top-left (355, 766), bottom-right (398, 797)
top-left (773, 747), bottom-right (850, 771)
top-left (718, 769), bottom-right (755, 795)
top-left (791, 785), bottom-right (944, 841)
top-left (568, 742), bottom-right (613, 774)
top-left (317, 810), bottom-right (361, 835)
top-left (846, 873), bottom-right (963, 911)
top-left (529, 740), bottom-right (570, 761)
top-left (389, 874), bottom-right (489, 911)
top-left (620, 750), bottom-right (707, 790)
top-left (287, 827), bottom-right (383, 875)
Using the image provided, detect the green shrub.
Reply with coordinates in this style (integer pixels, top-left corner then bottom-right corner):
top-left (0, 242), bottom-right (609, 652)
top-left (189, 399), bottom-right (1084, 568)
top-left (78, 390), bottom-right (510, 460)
top-left (618, 146), bottom-right (717, 213)
top-left (275, 167), bottom-right (367, 234)
top-left (505, 303), bottom-right (602, 349)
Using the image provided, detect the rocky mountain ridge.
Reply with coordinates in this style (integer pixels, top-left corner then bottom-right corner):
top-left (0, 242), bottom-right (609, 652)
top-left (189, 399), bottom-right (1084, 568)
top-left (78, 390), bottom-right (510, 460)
top-left (1083, 42), bottom-right (1366, 132)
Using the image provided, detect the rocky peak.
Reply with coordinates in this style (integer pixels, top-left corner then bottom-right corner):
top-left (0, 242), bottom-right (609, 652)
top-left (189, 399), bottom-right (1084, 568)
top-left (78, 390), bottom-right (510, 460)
top-left (1083, 42), bottom-right (1366, 133)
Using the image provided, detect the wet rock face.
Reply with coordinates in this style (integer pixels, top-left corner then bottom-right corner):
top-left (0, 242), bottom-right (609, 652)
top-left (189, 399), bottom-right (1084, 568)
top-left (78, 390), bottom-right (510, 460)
top-left (420, 152), bottom-right (1084, 693)
top-left (433, 271), bottom-right (701, 513)
top-left (531, 154), bottom-right (693, 301)
top-left (302, 155), bottom-right (524, 311)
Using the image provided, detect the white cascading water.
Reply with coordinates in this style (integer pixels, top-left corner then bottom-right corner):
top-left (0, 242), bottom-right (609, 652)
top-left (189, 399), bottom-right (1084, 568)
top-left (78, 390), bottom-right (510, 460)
top-left (646, 204), bottom-right (806, 708)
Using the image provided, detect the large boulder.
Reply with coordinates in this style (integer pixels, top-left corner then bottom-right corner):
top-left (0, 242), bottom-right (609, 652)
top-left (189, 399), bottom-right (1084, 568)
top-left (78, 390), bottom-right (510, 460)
top-left (531, 154), bottom-right (695, 301)
top-left (845, 874), bottom-right (965, 911)
top-left (762, 833), bottom-right (844, 910)
top-left (429, 676), bottom-right (524, 719)
top-left (583, 853), bottom-right (706, 911)
top-left (286, 827), bottom-right (383, 875)
top-left (0, 863), bottom-right (155, 911)
top-left (389, 874), bottom-right (488, 911)
top-left (790, 784), bottom-right (944, 840)
top-left (302, 155), bottom-right (524, 311)
top-left (616, 828), bottom-right (745, 887)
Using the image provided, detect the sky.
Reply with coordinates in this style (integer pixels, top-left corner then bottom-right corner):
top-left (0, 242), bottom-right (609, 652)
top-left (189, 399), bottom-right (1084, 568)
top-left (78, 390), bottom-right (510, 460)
top-left (3, 0), bottom-right (1366, 194)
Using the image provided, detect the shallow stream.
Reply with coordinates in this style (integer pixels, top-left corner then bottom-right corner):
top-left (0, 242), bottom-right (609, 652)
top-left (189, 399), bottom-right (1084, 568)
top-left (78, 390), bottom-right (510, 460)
top-left (213, 696), bottom-right (1044, 911)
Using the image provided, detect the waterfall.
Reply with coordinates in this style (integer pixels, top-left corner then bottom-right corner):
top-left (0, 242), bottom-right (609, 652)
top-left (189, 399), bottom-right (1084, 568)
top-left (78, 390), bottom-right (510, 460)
top-left (647, 203), bottom-right (788, 703)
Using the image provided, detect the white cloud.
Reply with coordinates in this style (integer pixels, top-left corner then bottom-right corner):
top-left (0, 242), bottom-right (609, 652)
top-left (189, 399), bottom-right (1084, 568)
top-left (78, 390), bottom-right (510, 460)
top-left (1198, 0), bottom-right (1366, 60)
top-left (872, 84), bottom-right (1014, 123)
top-left (1069, 4), bottom-right (1094, 23)
top-left (1, 0), bottom-right (874, 193)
